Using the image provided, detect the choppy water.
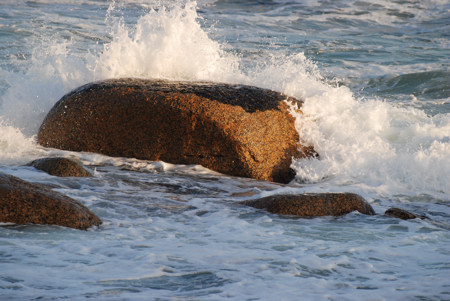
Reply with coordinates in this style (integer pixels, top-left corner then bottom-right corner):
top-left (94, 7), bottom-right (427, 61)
top-left (1, 1), bottom-right (449, 300)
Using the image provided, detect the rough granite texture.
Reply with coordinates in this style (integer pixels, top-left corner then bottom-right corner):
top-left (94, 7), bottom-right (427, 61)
top-left (0, 172), bottom-right (102, 230)
top-left (27, 157), bottom-right (92, 177)
top-left (37, 78), bottom-right (316, 183)
top-left (241, 193), bottom-right (375, 217)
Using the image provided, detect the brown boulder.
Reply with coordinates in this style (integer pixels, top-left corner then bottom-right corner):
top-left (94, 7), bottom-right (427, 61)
top-left (384, 207), bottom-right (426, 220)
top-left (0, 172), bottom-right (102, 230)
top-left (27, 157), bottom-right (92, 177)
top-left (241, 193), bottom-right (375, 217)
top-left (37, 78), bottom-right (315, 183)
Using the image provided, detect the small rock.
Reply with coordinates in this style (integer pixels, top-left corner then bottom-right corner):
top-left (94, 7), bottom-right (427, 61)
top-left (384, 207), bottom-right (426, 220)
top-left (241, 193), bottom-right (375, 217)
top-left (27, 157), bottom-right (92, 177)
top-left (0, 172), bottom-right (101, 230)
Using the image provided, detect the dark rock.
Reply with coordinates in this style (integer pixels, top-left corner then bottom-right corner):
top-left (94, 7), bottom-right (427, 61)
top-left (27, 157), bottom-right (92, 177)
top-left (37, 78), bottom-right (316, 183)
top-left (384, 207), bottom-right (426, 220)
top-left (241, 193), bottom-right (375, 217)
top-left (0, 172), bottom-right (101, 230)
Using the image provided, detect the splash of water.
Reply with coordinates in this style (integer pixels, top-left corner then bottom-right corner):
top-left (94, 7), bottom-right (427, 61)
top-left (0, 121), bottom-right (38, 164)
top-left (0, 0), bottom-right (448, 198)
top-left (291, 86), bottom-right (450, 196)
top-left (0, 39), bottom-right (94, 136)
top-left (91, 1), bottom-right (241, 82)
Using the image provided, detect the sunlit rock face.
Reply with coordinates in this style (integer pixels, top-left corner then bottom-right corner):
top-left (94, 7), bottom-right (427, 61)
top-left (38, 78), bottom-right (315, 183)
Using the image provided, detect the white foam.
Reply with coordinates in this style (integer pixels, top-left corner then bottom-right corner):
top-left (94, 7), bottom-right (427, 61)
top-left (91, 1), bottom-right (241, 82)
top-left (0, 0), bottom-right (448, 200)
top-left (291, 85), bottom-right (450, 197)
top-left (0, 40), bottom-right (95, 135)
top-left (0, 121), bottom-right (40, 165)
top-left (1, 2), bottom-right (450, 301)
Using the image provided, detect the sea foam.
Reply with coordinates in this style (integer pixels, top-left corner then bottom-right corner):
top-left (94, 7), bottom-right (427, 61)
top-left (92, 1), bottom-right (241, 82)
top-left (0, 0), bottom-right (449, 200)
top-left (1, 2), bottom-right (450, 300)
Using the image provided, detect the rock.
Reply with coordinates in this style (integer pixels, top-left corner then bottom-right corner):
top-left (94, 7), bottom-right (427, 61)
top-left (241, 193), bottom-right (375, 217)
top-left (37, 78), bottom-right (316, 183)
top-left (384, 207), bottom-right (426, 220)
top-left (27, 157), bottom-right (92, 177)
top-left (0, 172), bottom-right (102, 230)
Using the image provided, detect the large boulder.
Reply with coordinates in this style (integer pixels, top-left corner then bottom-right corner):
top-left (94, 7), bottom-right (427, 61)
top-left (0, 172), bottom-right (101, 230)
top-left (241, 193), bottom-right (375, 217)
top-left (27, 157), bottom-right (92, 177)
top-left (37, 78), bottom-right (315, 183)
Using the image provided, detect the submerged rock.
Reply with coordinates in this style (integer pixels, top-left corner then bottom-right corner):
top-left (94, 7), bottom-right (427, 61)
top-left (27, 157), bottom-right (92, 177)
top-left (241, 193), bottom-right (375, 217)
top-left (37, 78), bottom-right (316, 183)
top-left (0, 172), bottom-right (101, 230)
top-left (384, 207), bottom-right (426, 220)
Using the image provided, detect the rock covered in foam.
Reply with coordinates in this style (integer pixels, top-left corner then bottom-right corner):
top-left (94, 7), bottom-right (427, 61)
top-left (27, 157), bottom-right (92, 177)
top-left (37, 78), bottom-right (316, 183)
top-left (0, 172), bottom-right (101, 230)
top-left (241, 193), bottom-right (375, 217)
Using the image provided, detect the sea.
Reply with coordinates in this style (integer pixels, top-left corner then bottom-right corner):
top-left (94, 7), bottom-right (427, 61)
top-left (0, 0), bottom-right (449, 300)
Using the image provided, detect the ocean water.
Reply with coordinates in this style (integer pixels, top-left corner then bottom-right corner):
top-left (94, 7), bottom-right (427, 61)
top-left (1, 0), bottom-right (449, 300)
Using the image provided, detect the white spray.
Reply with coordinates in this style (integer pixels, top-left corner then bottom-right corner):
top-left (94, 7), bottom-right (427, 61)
top-left (0, 1), bottom-right (448, 198)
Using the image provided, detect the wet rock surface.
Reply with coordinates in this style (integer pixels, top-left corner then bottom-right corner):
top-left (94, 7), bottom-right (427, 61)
top-left (385, 207), bottom-right (426, 220)
top-left (241, 193), bottom-right (375, 217)
top-left (37, 78), bottom-right (316, 183)
top-left (27, 157), bottom-right (92, 177)
top-left (0, 172), bottom-right (102, 230)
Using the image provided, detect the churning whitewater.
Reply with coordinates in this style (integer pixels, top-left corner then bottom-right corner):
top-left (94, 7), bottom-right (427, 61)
top-left (1, 0), bottom-right (449, 300)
